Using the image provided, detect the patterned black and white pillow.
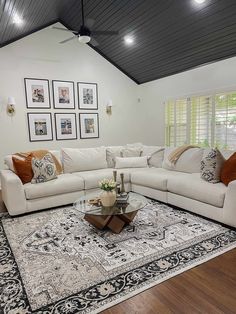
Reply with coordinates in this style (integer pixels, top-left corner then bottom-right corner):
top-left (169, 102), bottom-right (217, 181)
top-left (31, 153), bottom-right (57, 184)
top-left (200, 148), bottom-right (225, 183)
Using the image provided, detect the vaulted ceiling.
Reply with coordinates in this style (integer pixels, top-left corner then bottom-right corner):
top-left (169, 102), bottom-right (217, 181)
top-left (1, 0), bottom-right (236, 84)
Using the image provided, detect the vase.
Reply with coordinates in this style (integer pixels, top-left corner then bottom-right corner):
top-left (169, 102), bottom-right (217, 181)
top-left (100, 190), bottom-right (116, 207)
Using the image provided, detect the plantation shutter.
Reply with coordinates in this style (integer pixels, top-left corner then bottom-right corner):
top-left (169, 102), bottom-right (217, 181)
top-left (175, 99), bottom-right (188, 146)
top-left (190, 96), bottom-right (212, 147)
top-left (165, 99), bottom-right (188, 146)
top-left (165, 101), bottom-right (175, 146)
top-left (215, 92), bottom-right (236, 149)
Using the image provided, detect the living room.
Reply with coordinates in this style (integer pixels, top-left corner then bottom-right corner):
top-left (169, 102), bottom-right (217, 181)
top-left (0, 0), bottom-right (236, 313)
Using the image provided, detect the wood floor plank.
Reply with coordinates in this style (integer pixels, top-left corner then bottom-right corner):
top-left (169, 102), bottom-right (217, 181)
top-left (102, 249), bottom-right (236, 314)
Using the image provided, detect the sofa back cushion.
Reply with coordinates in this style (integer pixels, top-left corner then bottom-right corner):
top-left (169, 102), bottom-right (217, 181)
top-left (162, 147), bottom-right (204, 173)
top-left (141, 146), bottom-right (164, 168)
top-left (62, 147), bottom-right (107, 173)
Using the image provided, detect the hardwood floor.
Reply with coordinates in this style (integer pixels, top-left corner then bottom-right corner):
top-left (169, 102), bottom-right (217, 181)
top-left (0, 192), bottom-right (235, 313)
top-left (102, 249), bottom-right (236, 314)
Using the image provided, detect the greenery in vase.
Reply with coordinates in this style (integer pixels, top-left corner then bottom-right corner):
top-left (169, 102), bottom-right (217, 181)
top-left (99, 178), bottom-right (116, 191)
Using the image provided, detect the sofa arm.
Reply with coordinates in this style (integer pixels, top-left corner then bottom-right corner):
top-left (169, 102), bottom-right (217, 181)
top-left (223, 180), bottom-right (236, 228)
top-left (0, 170), bottom-right (27, 216)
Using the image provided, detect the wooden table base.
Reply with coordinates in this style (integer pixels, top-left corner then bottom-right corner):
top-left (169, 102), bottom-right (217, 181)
top-left (84, 210), bottom-right (138, 234)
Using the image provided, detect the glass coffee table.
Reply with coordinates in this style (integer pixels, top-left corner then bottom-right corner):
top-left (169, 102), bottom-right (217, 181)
top-left (74, 192), bottom-right (147, 234)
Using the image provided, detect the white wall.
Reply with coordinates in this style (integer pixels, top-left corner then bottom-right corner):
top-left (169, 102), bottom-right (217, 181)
top-left (2, 23), bottom-right (236, 171)
top-left (138, 57), bottom-right (236, 145)
top-left (0, 23), bottom-right (143, 170)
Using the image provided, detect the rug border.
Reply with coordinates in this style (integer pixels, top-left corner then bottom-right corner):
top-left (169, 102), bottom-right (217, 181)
top-left (92, 243), bottom-right (236, 314)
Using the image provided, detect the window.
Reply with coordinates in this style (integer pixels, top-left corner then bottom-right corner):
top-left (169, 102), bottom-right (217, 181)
top-left (190, 96), bottom-right (212, 147)
top-left (165, 91), bottom-right (236, 149)
top-left (215, 92), bottom-right (236, 150)
top-left (165, 99), bottom-right (188, 146)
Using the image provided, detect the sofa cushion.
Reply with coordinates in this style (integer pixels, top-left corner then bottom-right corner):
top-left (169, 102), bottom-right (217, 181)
top-left (162, 147), bottom-right (204, 173)
top-left (24, 173), bottom-right (84, 200)
top-left (62, 147), bottom-right (107, 173)
top-left (4, 150), bottom-right (61, 173)
top-left (74, 169), bottom-right (130, 190)
top-left (121, 147), bottom-right (142, 157)
top-left (131, 168), bottom-right (189, 191)
top-left (106, 146), bottom-right (123, 168)
top-left (115, 156), bottom-right (148, 169)
top-left (167, 173), bottom-right (227, 207)
top-left (141, 146), bottom-right (164, 168)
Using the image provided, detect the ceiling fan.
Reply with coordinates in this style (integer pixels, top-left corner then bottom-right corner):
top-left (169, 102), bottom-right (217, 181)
top-left (52, 0), bottom-right (119, 46)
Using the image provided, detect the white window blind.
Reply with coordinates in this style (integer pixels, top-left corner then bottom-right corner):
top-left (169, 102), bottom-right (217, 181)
top-left (165, 91), bottom-right (236, 149)
top-left (190, 96), bottom-right (212, 147)
top-left (165, 99), bottom-right (188, 146)
top-left (215, 92), bottom-right (236, 150)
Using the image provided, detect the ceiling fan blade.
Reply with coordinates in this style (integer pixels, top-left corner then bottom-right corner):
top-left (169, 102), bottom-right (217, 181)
top-left (92, 30), bottom-right (119, 36)
top-left (85, 18), bottom-right (95, 29)
top-left (52, 26), bottom-right (78, 33)
top-left (90, 37), bottom-right (99, 47)
top-left (59, 36), bottom-right (77, 44)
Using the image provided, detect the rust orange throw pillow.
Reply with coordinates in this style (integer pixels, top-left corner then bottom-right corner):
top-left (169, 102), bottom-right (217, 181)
top-left (220, 152), bottom-right (236, 186)
top-left (12, 154), bottom-right (33, 184)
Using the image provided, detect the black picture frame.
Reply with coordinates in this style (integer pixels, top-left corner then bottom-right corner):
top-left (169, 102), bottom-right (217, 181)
top-left (52, 80), bottom-right (75, 109)
top-left (27, 112), bottom-right (53, 142)
top-left (77, 82), bottom-right (98, 110)
top-left (79, 112), bottom-right (99, 139)
top-left (54, 113), bottom-right (78, 141)
top-left (24, 78), bottom-right (51, 109)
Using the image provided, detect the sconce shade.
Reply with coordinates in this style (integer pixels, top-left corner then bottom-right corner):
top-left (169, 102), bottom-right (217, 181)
top-left (8, 96), bottom-right (16, 105)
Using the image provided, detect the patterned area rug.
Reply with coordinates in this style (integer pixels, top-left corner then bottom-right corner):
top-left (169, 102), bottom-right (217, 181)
top-left (1, 199), bottom-right (236, 313)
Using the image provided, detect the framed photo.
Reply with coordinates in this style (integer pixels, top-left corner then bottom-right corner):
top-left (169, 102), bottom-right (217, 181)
top-left (78, 82), bottom-right (98, 110)
top-left (52, 80), bottom-right (75, 109)
top-left (24, 78), bottom-right (50, 109)
top-left (79, 113), bottom-right (99, 139)
top-left (55, 113), bottom-right (77, 140)
top-left (27, 113), bottom-right (53, 142)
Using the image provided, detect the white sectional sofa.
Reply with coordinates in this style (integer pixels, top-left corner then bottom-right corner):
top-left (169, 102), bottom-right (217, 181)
top-left (1, 145), bottom-right (236, 228)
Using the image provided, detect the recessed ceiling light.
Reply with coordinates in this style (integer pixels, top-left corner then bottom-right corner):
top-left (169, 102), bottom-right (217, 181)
top-left (12, 13), bottom-right (24, 25)
top-left (194, 0), bottom-right (206, 4)
top-left (124, 36), bottom-right (134, 45)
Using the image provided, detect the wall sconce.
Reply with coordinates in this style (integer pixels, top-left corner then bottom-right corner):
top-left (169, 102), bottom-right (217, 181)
top-left (7, 97), bottom-right (16, 116)
top-left (106, 99), bottom-right (113, 115)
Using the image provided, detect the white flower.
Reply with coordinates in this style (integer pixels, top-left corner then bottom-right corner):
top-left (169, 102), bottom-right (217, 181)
top-left (97, 282), bottom-right (115, 296)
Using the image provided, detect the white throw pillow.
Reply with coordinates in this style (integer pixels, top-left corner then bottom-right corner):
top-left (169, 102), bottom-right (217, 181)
top-left (141, 146), bottom-right (164, 168)
top-left (106, 146), bottom-right (123, 168)
top-left (62, 147), bottom-right (107, 173)
top-left (115, 156), bottom-right (148, 169)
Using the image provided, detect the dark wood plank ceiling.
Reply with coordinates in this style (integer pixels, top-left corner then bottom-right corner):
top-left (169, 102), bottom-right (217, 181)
top-left (1, 0), bottom-right (236, 84)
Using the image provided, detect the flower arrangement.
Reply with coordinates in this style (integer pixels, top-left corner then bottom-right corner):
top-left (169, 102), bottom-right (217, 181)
top-left (99, 178), bottom-right (116, 191)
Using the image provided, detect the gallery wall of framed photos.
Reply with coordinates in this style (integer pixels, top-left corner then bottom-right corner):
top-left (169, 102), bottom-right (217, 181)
top-left (24, 78), bottom-right (99, 142)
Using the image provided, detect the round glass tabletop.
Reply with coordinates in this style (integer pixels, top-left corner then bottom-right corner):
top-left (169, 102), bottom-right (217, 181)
top-left (74, 192), bottom-right (148, 216)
